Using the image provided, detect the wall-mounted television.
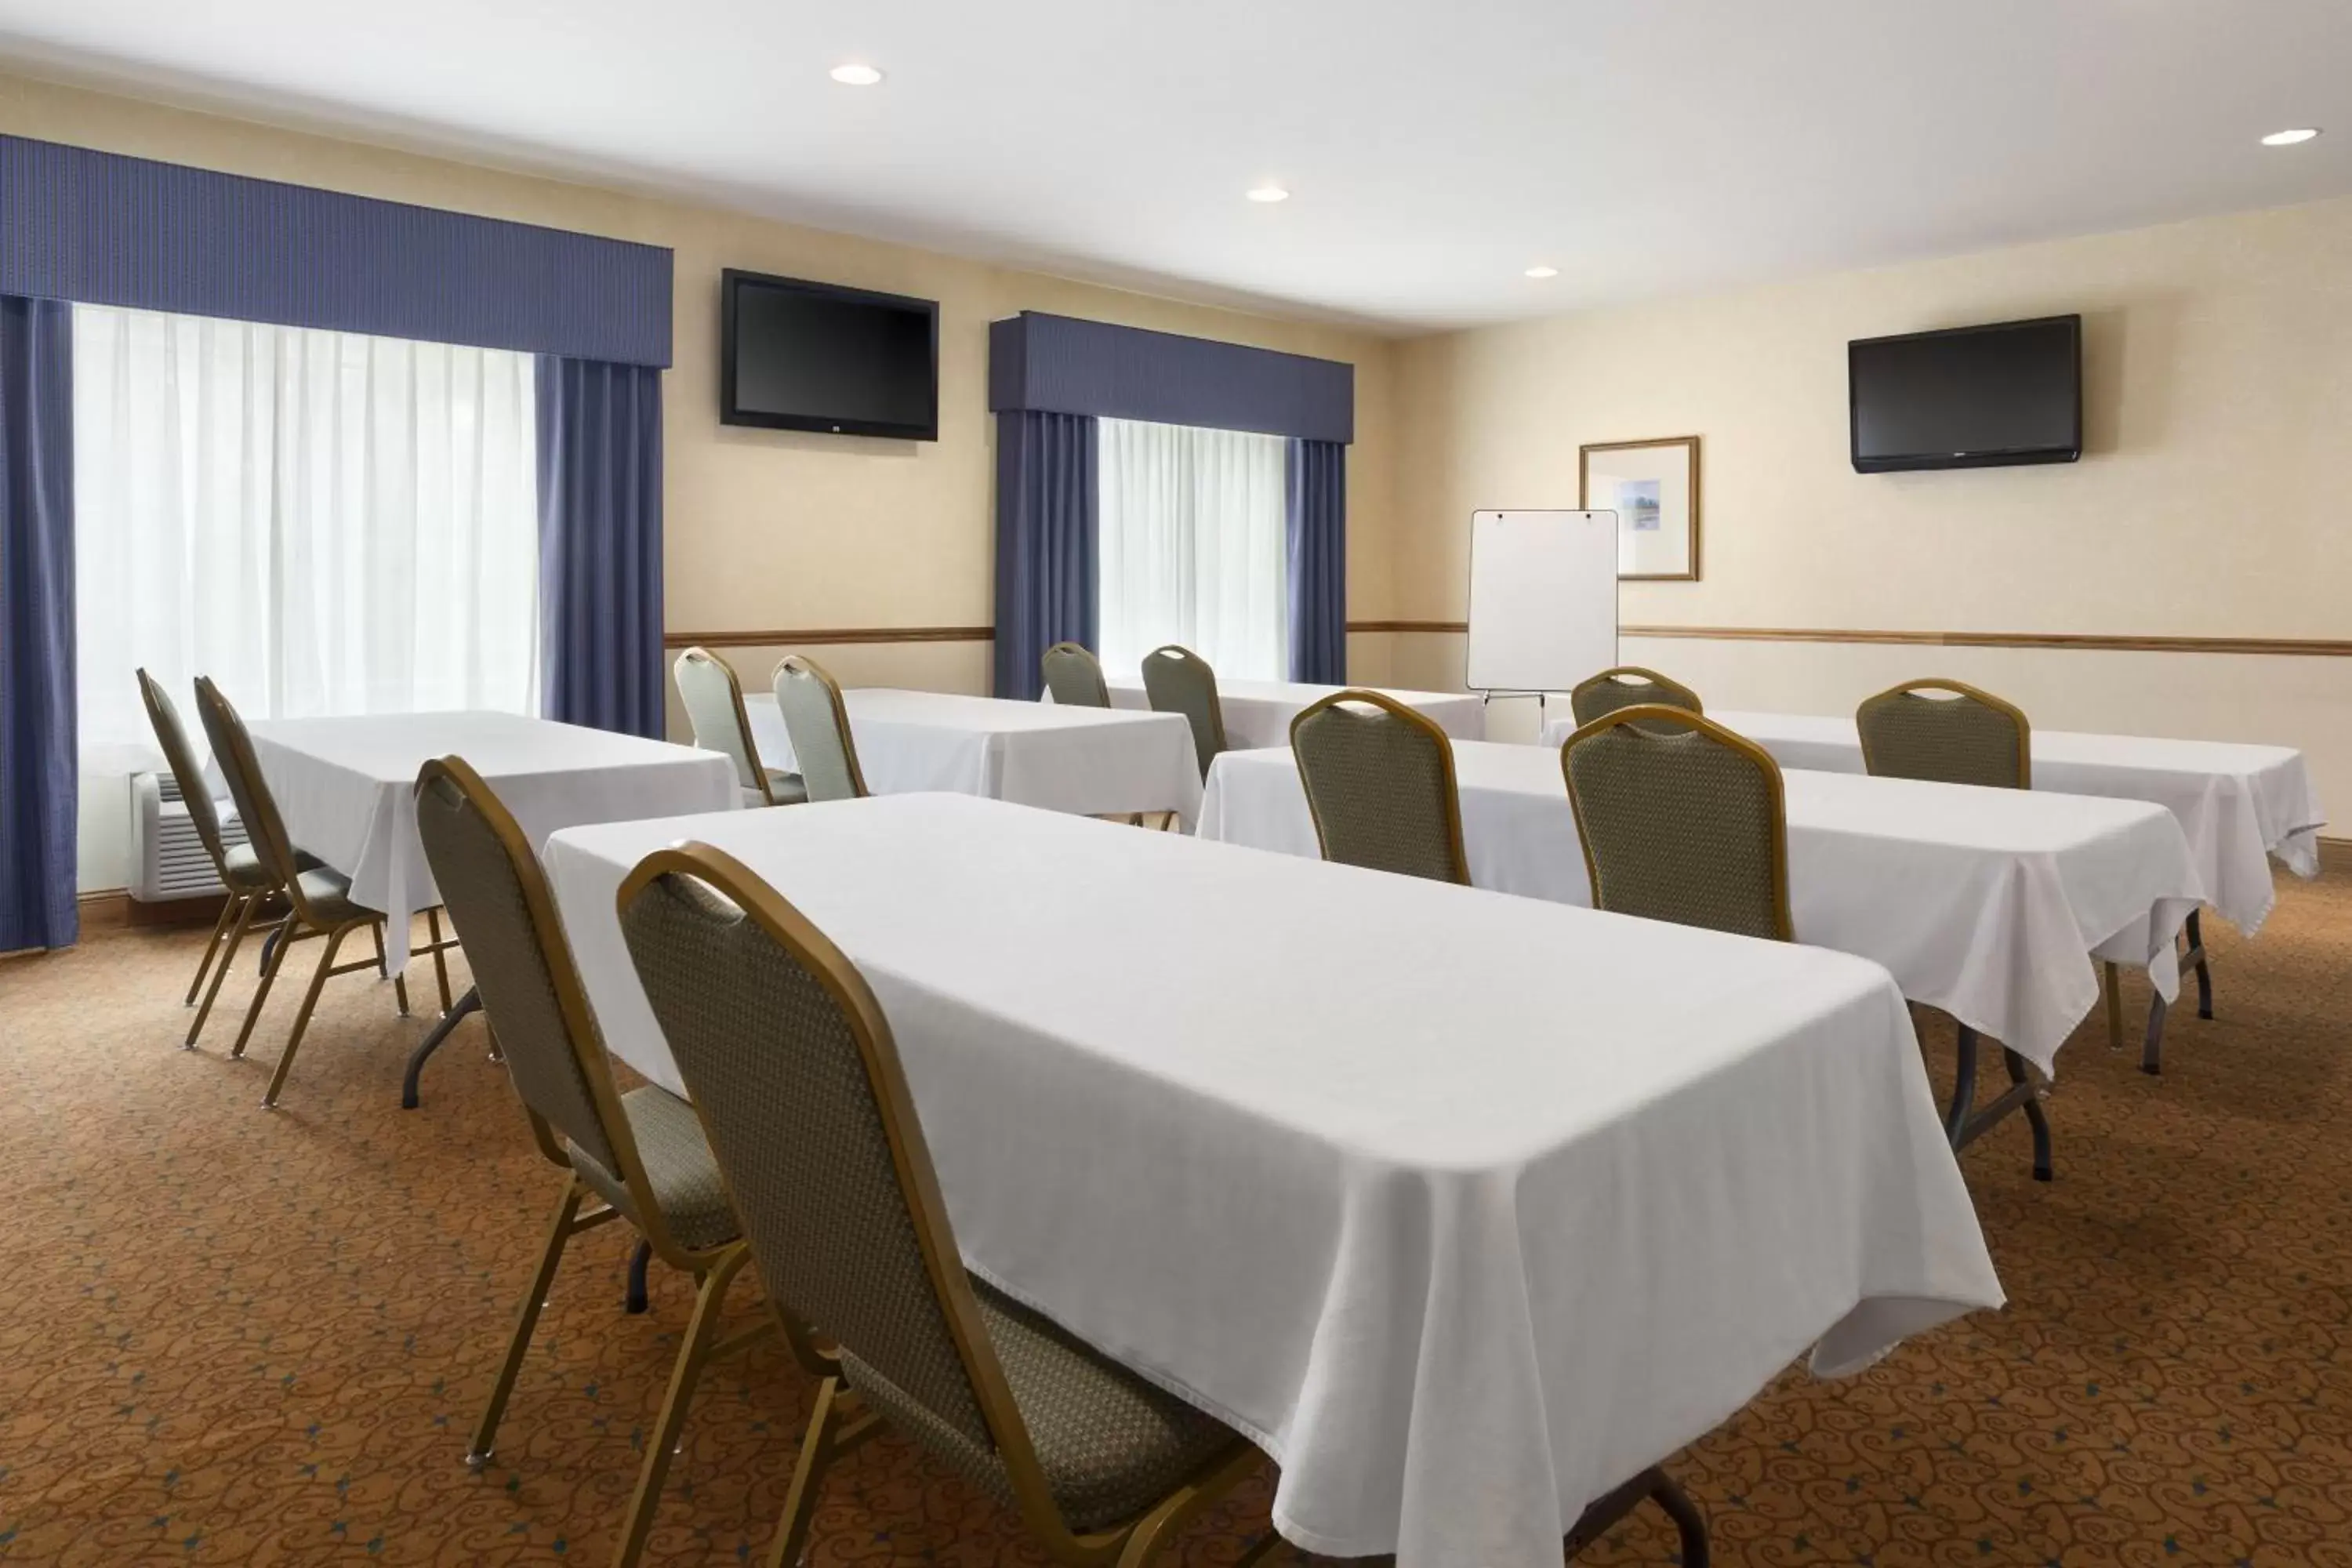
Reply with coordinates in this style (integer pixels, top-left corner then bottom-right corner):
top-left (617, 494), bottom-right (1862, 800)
top-left (720, 269), bottom-right (939, 441)
top-left (1848, 314), bottom-right (2081, 473)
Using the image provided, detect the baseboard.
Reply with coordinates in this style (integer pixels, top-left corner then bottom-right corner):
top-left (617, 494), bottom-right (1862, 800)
top-left (77, 887), bottom-right (230, 935)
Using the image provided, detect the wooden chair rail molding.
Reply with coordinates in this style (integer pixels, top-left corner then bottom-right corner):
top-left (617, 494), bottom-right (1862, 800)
top-left (1345, 622), bottom-right (2352, 658)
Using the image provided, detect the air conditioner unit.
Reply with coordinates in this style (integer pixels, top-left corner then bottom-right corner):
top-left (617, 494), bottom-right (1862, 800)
top-left (129, 770), bottom-right (249, 904)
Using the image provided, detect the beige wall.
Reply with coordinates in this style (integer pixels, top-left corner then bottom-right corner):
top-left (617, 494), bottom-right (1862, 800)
top-left (0, 71), bottom-right (1399, 889)
top-left (1388, 197), bottom-right (2352, 807)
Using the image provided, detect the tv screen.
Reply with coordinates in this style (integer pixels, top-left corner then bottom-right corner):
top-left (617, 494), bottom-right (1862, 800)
top-left (1849, 314), bottom-right (2081, 473)
top-left (720, 269), bottom-right (938, 440)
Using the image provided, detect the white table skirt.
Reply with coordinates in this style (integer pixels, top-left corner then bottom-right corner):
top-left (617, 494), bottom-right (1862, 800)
top-left (1540, 710), bottom-right (2325, 936)
top-left (238, 711), bottom-right (737, 967)
top-left (543, 793), bottom-right (2000, 1568)
top-left (1202, 742), bottom-right (2203, 1074)
top-left (745, 688), bottom-right (1205, 826)
top-left (1054, 676), bottom-right (1489, 750)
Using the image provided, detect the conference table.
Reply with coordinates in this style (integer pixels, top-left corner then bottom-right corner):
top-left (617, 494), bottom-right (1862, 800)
top-left (1201, 741), bottom-right (2203, 1167)
top-left (232, 710), bottom-right (738, 1102)
top-left (542, 793), bottom-right (2002, 1568)
top-left (743, 687), bottom-right (1205, 825)
top-left (1065, 674), bottom-right (1489, 748)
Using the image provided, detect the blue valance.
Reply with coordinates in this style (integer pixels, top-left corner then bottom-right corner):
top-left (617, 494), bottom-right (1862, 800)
top-left (989, 311), bottom-right (1352, 445)
top-left (0, 136), bottom-right (673, 368)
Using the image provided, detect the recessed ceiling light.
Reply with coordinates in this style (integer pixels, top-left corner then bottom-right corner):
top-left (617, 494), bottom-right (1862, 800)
top-left (1524, 265), bottom-right (1559, 279)
top-left (829, 63), bottom-right (884, 86)
top-left (1246, 183), bottom-right (1290, 204)
top-left (2260, 127), bottom-right (2320, 146)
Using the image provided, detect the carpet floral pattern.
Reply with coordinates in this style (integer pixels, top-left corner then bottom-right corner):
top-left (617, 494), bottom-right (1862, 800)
top-left (2, 867), bottom-right (2348, 1566)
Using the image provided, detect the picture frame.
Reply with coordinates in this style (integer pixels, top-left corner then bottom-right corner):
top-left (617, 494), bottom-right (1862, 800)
top-left (1580, 434), bottom-right (1700, 581)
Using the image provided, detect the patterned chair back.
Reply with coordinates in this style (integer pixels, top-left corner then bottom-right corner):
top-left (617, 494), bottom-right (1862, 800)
top-left (1290, 692), bottom-right (1470, 884)
top-left (1040, 642), bottom-right (1111, 709)
top-left (1140, 645), bottom-right (1228, 783)
top-left (1856, 679), bottom-right (2031, 789)
top-left (1570, 666), bottom-right (1704, 729)
top-left (771, 655), bottom-right (869, 804)
top-left (617, 845), bottom-right (1042, 1509)
top-left (191, 677), bottom-right (330, 924)
top-left (1561, 705), bottom-right (1794, 942)
top-left (673, 648), bottom-right (773, 802)
top-left (136, 669), bottom-right (235, 879)
top-left (414, 757), bottom-right (627, 1181)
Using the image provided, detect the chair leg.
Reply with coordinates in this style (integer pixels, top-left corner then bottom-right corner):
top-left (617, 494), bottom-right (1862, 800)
top-left (426, 906), bottom-right (455, 1015)
top-left (612, 1246), bottom-right (753, 1568)
top-left (2005, 1047), bottom-right (2053, 1183)
top-left (188, 895), bottom-right (263, 1050)
top-left (467, 1182), bottom-right (586, 1470)
top-left (261, 924), bottom-right (351, 1109)
top-left (765, 1375), bottom-right (851, 1568)
top-left (184, 894), bottom-right (243, 1006)
top-left (230, 913), bottom-right (303, 1060)
top-left (2103, 961), bottom-right (2124, 1051)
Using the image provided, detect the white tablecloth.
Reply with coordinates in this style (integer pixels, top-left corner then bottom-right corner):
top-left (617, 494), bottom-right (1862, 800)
top-left (1056, 676), bottom-right (1489, 750)
top-left (542, 792), bottom-right (2000, 1568)
top-left (1203, 742), bottom-right (2203, 1074)
top-left (238, 711), bottom-right (737, 967)
top-left (1540, 710), bottom-right (2325, 935)
top-left (744, 688), bottom-right (1204, 826)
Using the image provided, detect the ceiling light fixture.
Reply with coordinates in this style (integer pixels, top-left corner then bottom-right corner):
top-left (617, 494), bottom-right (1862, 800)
top-left (2260, 127), bottom-right (2320, 146)
top-left (1246, 183), bottom-right (1290, 204)
top-left (829, 63), bottom-right (884, 86)
top-left (1524, 265), bottom-right (1559, 278)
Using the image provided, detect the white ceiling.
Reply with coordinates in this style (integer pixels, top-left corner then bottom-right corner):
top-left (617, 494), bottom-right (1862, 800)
top-left (1, 1), bottom-right (2347, 332)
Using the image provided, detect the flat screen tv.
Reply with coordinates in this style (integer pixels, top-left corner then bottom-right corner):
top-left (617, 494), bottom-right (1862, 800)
top-left (720, 269), bottom-right (939, 440)
top-left (1848, 314), bottom-right (2081, 473)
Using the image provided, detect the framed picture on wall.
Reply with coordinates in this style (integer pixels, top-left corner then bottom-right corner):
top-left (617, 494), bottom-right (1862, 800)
top-left (1581, 435), bottom-right (1700, 581)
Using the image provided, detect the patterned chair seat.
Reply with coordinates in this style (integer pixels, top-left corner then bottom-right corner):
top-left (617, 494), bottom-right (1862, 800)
top-left (565, 1085), bottom-right (739, 1253)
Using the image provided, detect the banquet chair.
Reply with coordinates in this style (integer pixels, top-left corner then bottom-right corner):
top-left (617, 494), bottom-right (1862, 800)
top-left (412, 758), bottom-right (765, 1568)
top-left (771, 655), bottom-right (869, 803)
top-left (675, 646), bottom-right (807, 806)
top-left (1560, 705), bottom-right (1793, 943)
top-left (136, 668), bottom-right (289, 1047)
top-left (193, 677), bottom-right (430, 1107)
top-left (1570, 665), bottom-right (1704, 730)
top-left (615, 842), bottom-right (1277, 1568)
top-left (1855, 678), bottom-right (2031, 789)
top-left (1040, 641), bottom-right (1112, 708)
top-left (1141, 644), bottom-right (1229, 784)
top-left (1290, 691), bottom-right (1471, 884)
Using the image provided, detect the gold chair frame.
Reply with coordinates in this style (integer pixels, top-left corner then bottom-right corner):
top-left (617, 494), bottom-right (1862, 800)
top-left (1289, 690), bottom-right (1473, 885)
top-left (1570, 665), bottom-right (1704, 724)
top-left (617, 843), bottom-right (1276, 1568)
top-left (417, 758), bottom-right (772, 1568)
top-left (1559, 703), bottom-right (1796, 943)
top-left (771, 654), bottom-right (871, 800)
top-left (136, 669), bottom-right (284, 1047)
top-left (192, 677), bottom-right (456, 1107)
top-left (1856, 677), bottom-right (2032, 789)
top-left (676, 645), bottom-right (789, 806)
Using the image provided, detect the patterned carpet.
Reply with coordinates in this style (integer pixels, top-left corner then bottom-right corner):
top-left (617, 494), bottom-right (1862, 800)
top-left (3, 866), bottom-right (2350, 1567)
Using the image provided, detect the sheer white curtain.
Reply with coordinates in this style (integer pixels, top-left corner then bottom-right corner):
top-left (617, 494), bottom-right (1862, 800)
top-left (74, 304), bottom-right (540, 771)
top-left (1098, 417), bottom-right (1288, 681)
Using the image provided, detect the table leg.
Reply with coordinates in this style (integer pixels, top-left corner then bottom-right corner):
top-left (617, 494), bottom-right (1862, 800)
top-left (626, 1239), bottom-right (652, 1315)
top-left (2186, 910), bottom-right (2213, 1019)
top-left (401, 985), bottom-right (483, 1109)
top-left (2143, 989), bottom-right (2169, 1076)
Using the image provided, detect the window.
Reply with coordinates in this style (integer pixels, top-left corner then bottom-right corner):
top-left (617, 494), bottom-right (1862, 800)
top-left (74, 304), bottom-right (540, 769)
top-left (1097, 417), bottom-right (1288, 681)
